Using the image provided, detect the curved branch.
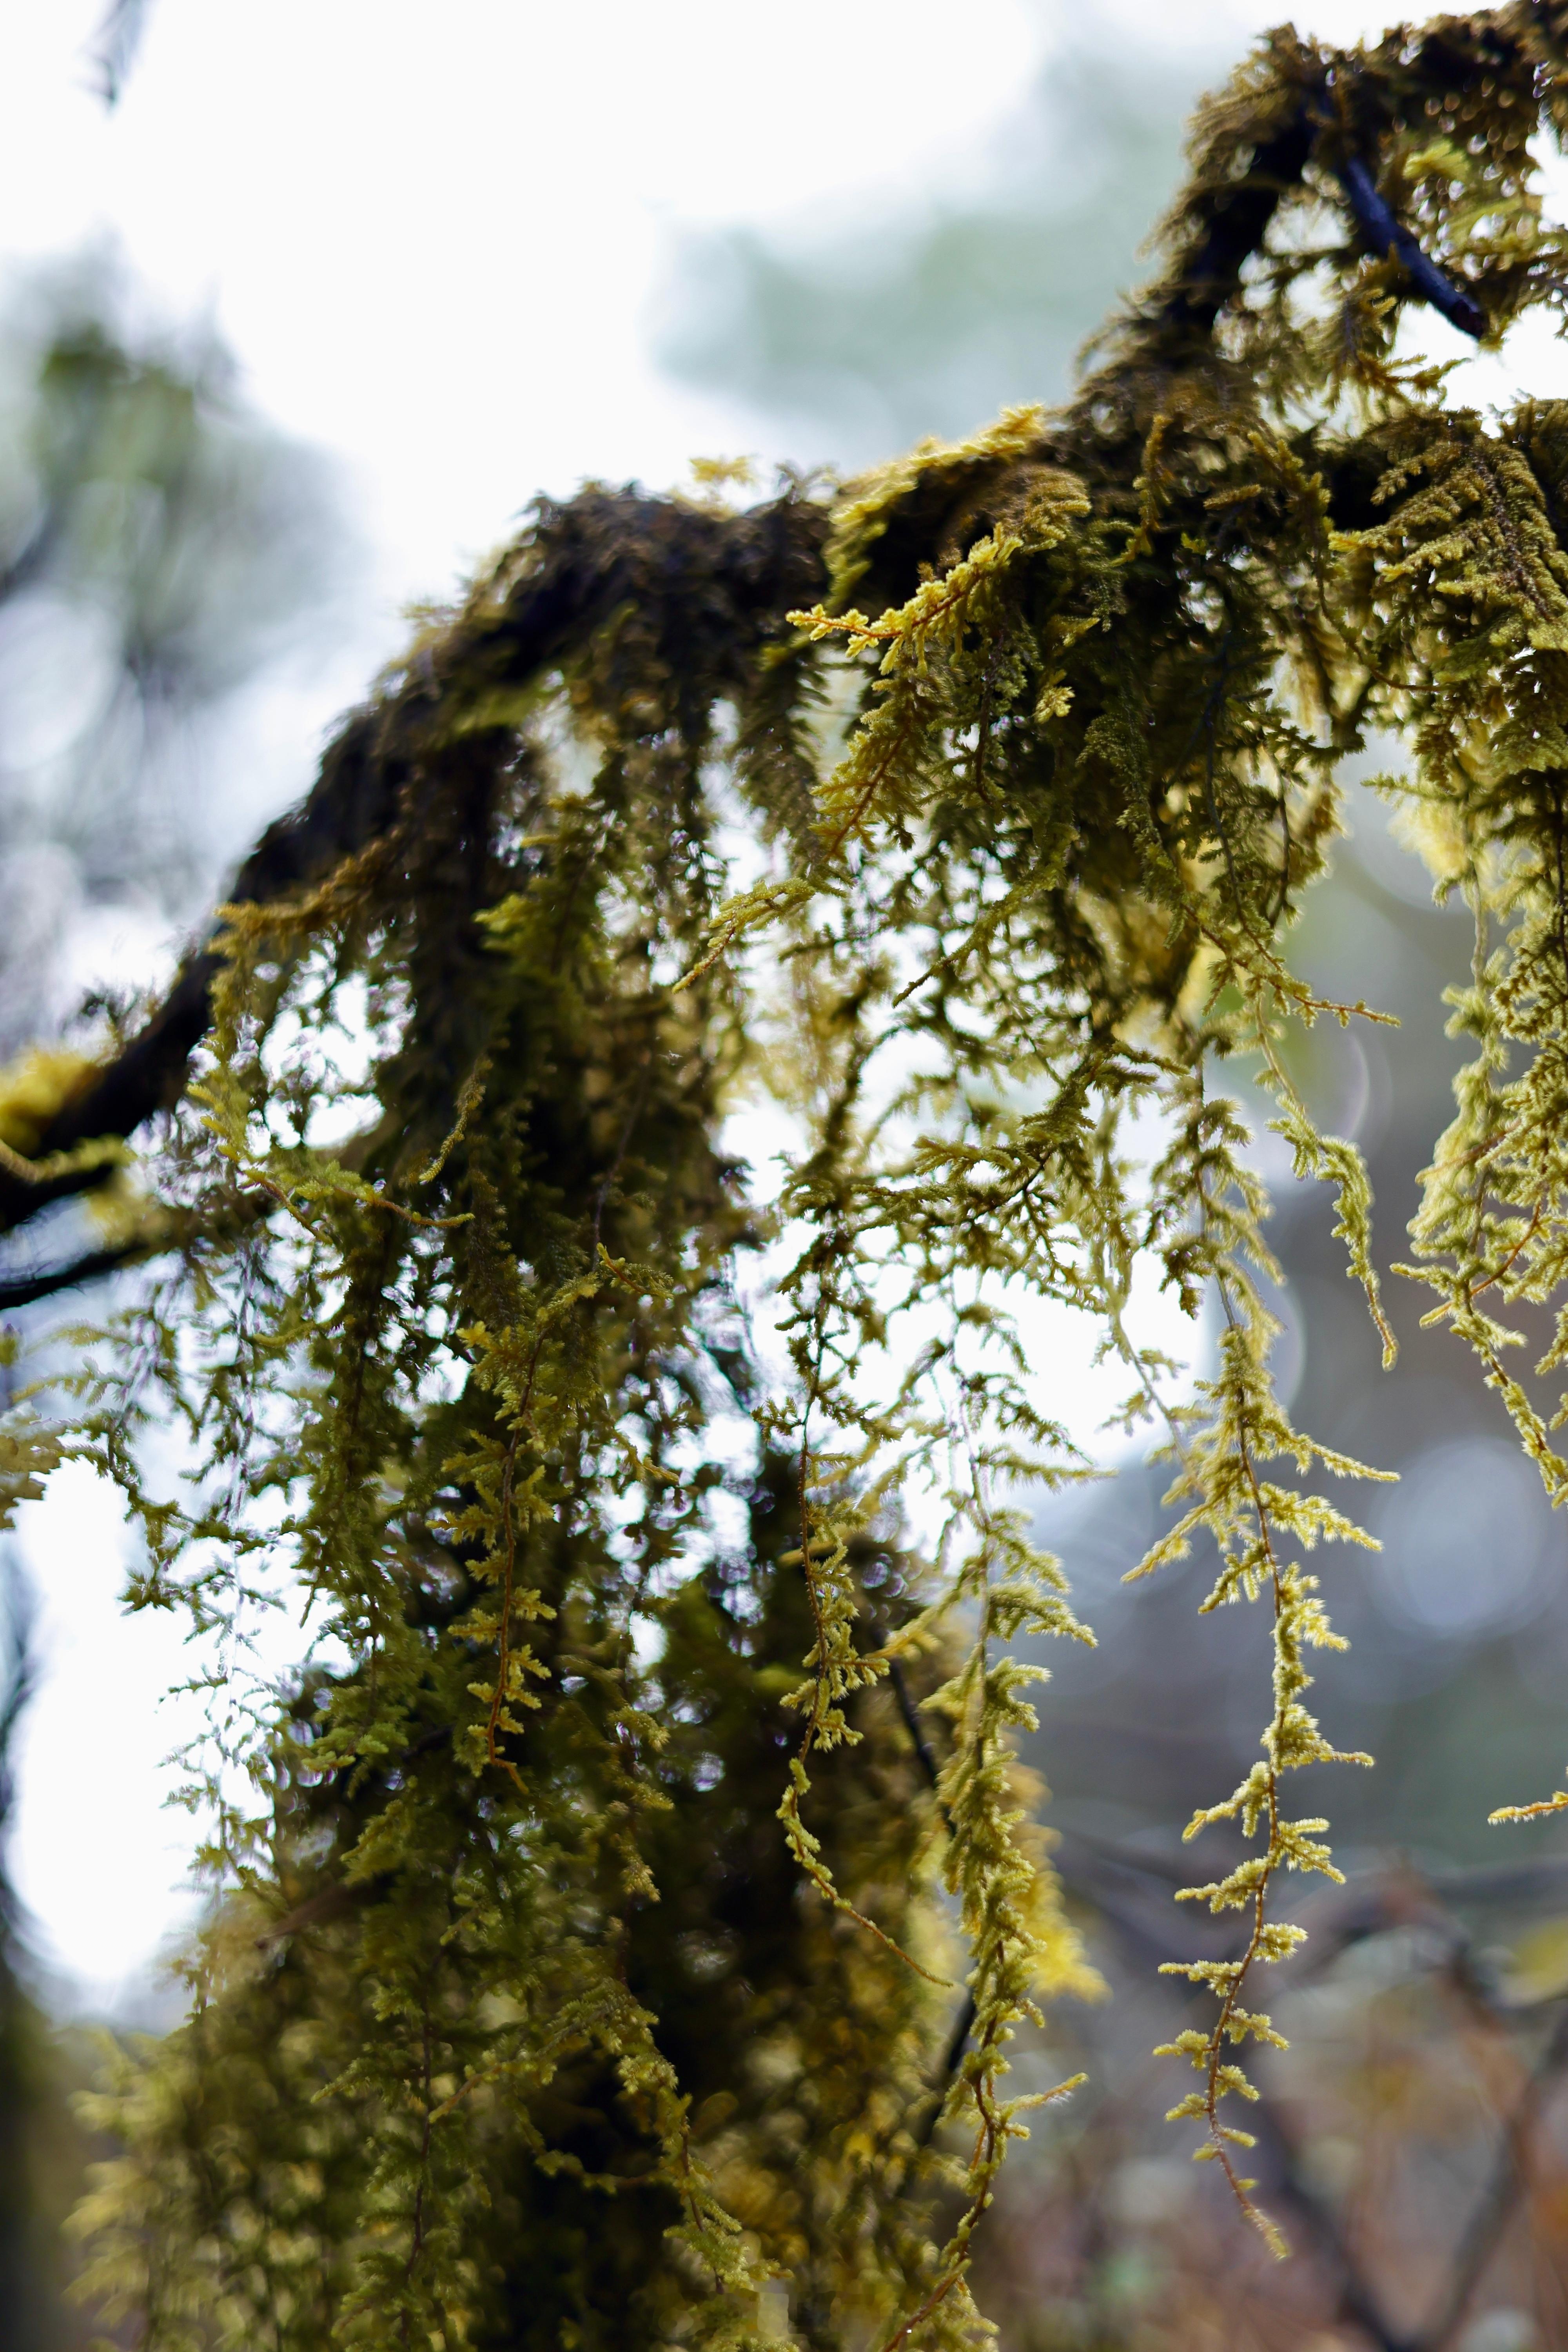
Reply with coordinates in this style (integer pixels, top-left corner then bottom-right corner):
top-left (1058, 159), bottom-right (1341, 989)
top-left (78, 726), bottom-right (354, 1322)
top-left (1337, 151), bottom-right (1486, 339)
top-left (0, 36), bottom-right (1523, 1265)
top-left (1140, 91), bottom-right (1487, 347)
top-left (0, 1242), bottom-right (147, 1312)
top-left (1162, 104), bottom-right (1319, 338)
top-left (0, 485), bottom-right (830, 1250)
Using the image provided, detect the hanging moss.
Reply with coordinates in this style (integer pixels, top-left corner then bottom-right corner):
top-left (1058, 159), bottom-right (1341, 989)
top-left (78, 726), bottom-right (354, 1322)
top-left (8, 6), bottom-right (1568, 2339)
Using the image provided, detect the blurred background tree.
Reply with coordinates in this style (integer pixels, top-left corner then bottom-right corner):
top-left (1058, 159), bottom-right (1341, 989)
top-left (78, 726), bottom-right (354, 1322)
top-left (659, 27), bottom-right (1213, 469)
top-left (86, 0), bottom-right (153, 111)
top-left (0, 250), bottom-right (348, 2348)
top-left (0, 251), bottom-right (348, 1056)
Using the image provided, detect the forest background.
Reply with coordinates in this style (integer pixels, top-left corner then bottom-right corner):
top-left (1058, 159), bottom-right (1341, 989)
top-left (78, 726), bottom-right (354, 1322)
top-left (4, 3), bottom-right (1568, 2348)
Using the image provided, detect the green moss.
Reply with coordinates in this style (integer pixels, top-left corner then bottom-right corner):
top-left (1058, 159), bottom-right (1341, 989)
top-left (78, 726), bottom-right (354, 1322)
top-left (18, 6), bottom-right (1568, 2338)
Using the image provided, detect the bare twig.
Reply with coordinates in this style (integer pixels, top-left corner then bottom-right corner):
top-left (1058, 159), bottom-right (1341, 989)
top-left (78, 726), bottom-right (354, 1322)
top-left (1419, 2002), bottom-right (1568, 2350)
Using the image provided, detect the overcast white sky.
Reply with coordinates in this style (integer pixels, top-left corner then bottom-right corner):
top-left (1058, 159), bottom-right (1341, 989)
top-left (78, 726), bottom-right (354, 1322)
top-left (0, 0), bottom-right (1521, 2008)
top-left (2, 0), bottom-right (1414, 618)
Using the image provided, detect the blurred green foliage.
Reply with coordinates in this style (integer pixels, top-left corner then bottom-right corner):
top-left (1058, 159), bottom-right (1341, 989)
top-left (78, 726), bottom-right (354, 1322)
top-left (658, 24), bottom-right (1231, 465)
top-left (0, 256), bottom-right (347, 2342)
top-left (0, 253), bottom-right (348, 1052)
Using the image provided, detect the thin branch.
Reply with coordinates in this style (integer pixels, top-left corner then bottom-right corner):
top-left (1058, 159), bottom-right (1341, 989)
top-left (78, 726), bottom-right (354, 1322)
top-left (886, 1652), bottom-right (946, 1808)
top-left (885, 1646), bottom-right (980, 2132)
top-left (1419, 2001), bottom-right (1568, 2351)
top-left (0, 1241), bottom-right (146, 1311)
top-left (1336, 152), bottom-right (1486, 341)
top-left (87, 0), bottom-right (154, 107)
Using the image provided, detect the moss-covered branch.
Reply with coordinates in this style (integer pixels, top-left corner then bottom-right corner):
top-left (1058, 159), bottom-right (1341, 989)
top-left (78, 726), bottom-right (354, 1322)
top-left (20, 10), bottom-right (1568, 2345)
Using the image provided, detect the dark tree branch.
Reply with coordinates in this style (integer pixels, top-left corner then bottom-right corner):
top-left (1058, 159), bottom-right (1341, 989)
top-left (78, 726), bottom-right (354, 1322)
top-left (881, 1649), bottom-right (982, 2129)
top-left (0, 54), bottom-right (1506, 1281)
top-left (0, 487), bottom-right (830, 1255)
top-left (1162, 106), bottom-right (1319, 337)
top-left (1337, 151), bottom-right (1486, 339)
top-left (1418, 1998), bottom-right (1568, 2348)
top-left (0, 1242), bottom-right (147, 1312)
top-left (886, 1652), bottom-right (946, 1803)
top-left (1168, 100), bottom-right (1487, 347)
